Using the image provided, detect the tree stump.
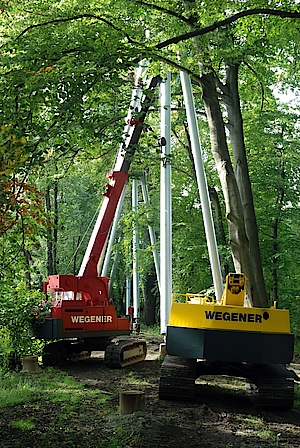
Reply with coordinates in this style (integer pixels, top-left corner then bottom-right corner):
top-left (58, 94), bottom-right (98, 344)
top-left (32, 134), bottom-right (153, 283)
top-left (119, 390), bottom-right (145, 415)
top-left (159, 343), bottom-right (167, 357)
top-left (22, 355), bottom-right (39, 372)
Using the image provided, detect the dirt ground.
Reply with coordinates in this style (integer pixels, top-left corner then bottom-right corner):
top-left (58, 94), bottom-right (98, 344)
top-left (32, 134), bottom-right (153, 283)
top-left (61, 335), bottom-right (300, 448)
top-left (1, 334), bottom-right (299, 448)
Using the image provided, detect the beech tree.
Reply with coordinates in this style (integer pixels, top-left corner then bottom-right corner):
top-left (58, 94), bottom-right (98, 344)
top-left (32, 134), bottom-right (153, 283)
top-left (135, 0), bottom-right (300, 306)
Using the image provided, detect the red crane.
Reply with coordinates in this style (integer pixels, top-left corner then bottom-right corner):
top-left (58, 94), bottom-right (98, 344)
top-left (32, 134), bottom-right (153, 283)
top-left (37, 76), bottom-right (161, 367)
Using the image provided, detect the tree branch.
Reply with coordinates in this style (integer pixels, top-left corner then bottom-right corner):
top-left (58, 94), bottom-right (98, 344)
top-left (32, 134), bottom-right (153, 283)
top-left (133, 0), bottom-right (192, 25)
top-left (17, 13), bottom-right (134, 42)
top-left (243, 61), bottom-right (265, 110)
top-left (18, 8), bottom-right (300, 63)
top-left (156, 8), bottom-right (300, 49)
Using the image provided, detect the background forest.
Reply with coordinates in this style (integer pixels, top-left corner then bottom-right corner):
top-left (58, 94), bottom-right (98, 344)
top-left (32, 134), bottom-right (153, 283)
top-left (1, 0), bottom-right (300, 364)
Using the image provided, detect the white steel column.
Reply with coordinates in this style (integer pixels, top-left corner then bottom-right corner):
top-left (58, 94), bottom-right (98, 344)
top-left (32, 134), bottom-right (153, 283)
top-left (140, 174), bottom-right (160, 292)
top-left (180, 71), bottom-right (223, 301)
top-left (125, 276), bottom-right (131, 315)
top-left (160, 72), bottom-right (172, 335)
top-left (108, 239), bottom-right (121, 296)
top-left (132, 178), bottom-right (140, 324)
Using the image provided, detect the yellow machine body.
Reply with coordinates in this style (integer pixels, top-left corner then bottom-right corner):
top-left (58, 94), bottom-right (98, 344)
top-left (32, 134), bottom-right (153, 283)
top-left (169, 301), bottom-right (291, 334)
top-left (166, 273), bottom-right (294, 365)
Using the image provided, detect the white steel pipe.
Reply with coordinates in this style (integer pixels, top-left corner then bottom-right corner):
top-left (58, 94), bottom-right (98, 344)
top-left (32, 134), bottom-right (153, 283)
top-left (160, 72), bottom-right (172, 334)
top-left (125, 276), bottom-right (131, 315)
top-left (108, 240), bottom-right (121, 296)
top-left (132, 178), bottom-right (140, 321)
top-left (140, 174), bottom-right (160, 292)
top-left (180, 71), bottom-right (223, 301)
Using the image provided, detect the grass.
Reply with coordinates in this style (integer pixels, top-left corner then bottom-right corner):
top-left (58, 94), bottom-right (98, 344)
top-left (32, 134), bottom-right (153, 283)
top-left (0, 367), bottom-right (118, 411)
top-left (198, 375), bottom-right (246, 397)
top-left (139, 323), bottom-right (162, 337)
top-left (0, 367), bottom-right (85, 407)
top-left (233, 414), bottom-right (278, 446)
top-left (294, 381), bottom-right (300, 408)
top-left (0, 366), bottom-right (145, 448)
top-left (123, 370), bottom-right (151, 387)
top-left (11, 418), bottom-right (36, 431)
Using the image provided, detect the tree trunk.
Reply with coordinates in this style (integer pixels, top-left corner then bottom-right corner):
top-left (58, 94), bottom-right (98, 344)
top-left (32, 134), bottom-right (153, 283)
top-left (272, 216), bottom-right (279, 302)
top-left (53, 179), bottom-right (58, 274)
top-left (45, 185), bottom-right (54, 275)
top-left (23, 249), bottom-right (31, 288)
top-left (73, 235), bottom-right (81, 275)
top-left (181, 1), bottom-right (267, 306)
top-left (209, 185), bottom-right (229, 281)
top-left (200, 71), bottom-right (261, 305)
top-left (143, 273), bottom-right (157, 326)
top-left (223, 64), bottom-right (268, 306)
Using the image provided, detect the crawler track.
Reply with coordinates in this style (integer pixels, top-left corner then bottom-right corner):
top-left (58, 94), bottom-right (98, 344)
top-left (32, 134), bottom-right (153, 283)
top-left (104, 339), bottom-right (147, 368)
top-left (42, 340), bottom-right (91, 366)
top-left (42, 338), bottom-right (147, 369)
top-left (159, 355), bottom-right (197, 400)
top-left (246, 363), bottom-right (295, 410)
top-left (159, 356), bottom-right (295, 410)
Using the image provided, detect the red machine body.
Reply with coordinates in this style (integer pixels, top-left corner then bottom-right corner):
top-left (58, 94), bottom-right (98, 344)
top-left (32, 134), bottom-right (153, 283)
top-left (46, 274), bottom-right (130, 335)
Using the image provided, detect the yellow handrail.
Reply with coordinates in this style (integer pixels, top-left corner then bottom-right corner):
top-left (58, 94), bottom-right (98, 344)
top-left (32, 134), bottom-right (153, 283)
top-left (172, 293), bottom-right (216, 305)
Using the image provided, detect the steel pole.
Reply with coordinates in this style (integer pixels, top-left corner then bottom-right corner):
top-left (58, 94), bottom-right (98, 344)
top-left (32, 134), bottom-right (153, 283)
top-left (125, 276), bottom-right (131, 315)
top-left (180, 71), bottom-right (223, 301)
top-left (132, 178), bottom-right (140, 324)
top-left (140, 174), bottom-right (160, 292)
top-left (160, 72), bottom-right (172, 334)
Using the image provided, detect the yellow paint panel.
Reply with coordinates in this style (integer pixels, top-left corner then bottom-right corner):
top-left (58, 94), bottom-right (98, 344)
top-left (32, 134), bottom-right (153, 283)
top-left (168, 303), bottom-right (291, 334)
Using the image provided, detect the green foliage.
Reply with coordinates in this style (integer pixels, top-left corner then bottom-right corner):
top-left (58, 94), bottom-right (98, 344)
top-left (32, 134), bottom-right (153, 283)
top-left (294, 337), bottom-right (300, 357)
top-left (0, 327), bottom-right (11, 370)
top-left (0, 282), bottom-right (45, 370)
